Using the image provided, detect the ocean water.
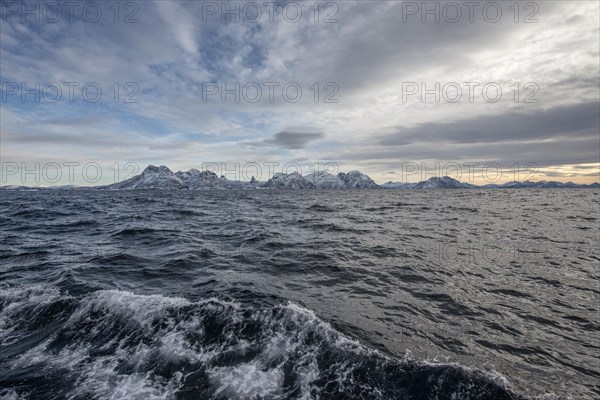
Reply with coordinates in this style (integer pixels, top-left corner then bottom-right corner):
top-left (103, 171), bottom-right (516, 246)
top-left (0, 189), bottom-right (598, 400)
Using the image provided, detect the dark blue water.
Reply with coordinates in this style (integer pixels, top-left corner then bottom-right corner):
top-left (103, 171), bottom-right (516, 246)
top-left (1, 189), bottom-right (598, 399)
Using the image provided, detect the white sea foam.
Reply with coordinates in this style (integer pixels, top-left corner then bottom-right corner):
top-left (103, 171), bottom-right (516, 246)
top-left (2, 286), bottom-right (559, 399)
top-left (211, 362), bottom-right (284, 398)
top-left (0, 285), bottom-right (67, 345)
top-left (3, 288), bottom-right (345, 399)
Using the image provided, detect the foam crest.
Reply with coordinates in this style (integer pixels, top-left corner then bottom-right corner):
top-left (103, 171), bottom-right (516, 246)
top-left (0, 286), bottom-right (529, 399)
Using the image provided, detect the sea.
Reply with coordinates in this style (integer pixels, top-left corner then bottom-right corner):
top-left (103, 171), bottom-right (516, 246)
top-left (0, 189), bottom-right (598, 399)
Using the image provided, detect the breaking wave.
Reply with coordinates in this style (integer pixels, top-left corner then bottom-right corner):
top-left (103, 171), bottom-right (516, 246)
top-left (0, 285), bottom-right (525, 400)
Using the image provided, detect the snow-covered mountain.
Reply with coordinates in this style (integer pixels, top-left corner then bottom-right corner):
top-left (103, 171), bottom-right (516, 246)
top-left (262, 172), bottom-right (315, 189)
top-left (481, 180), bottom-right (600, 189)
top-left (413, 176), bottom-right (476, 189)
top-left (174, 169), bottom-right (228, 190)
top-left (304, 171), bottom-right (346, 189)
top-left (99, 166), bottom-right (380, 190)
top-left (382, 176), bottom-right (598, 189)
top-left (3, 165), bottom-right (597, 190)
top-left (106, 166), bottom-right (262, 190)
top-left (382, 176), bottom-right (473, 189)
top-left (337, 170), bottom-right (379, 189)
top-left (303, 170), bottom-right (379, 189)
top-left (106, 165), bottom-right (186, 189)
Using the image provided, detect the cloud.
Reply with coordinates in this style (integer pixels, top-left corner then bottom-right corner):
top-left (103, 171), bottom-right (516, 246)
top-left (1, 0), bottom-right (599, 184)
top-left (245, 131), bottom-right (325, 149)
top-left (379, 101), bottom-right (600, 146)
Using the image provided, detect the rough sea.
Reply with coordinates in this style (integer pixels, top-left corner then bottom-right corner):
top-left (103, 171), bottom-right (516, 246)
top-left (1, 189), bottom-right (598, 399)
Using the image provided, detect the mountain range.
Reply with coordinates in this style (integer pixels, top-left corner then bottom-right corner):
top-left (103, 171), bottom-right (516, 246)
top-left (381, 176), bottom-right (599, 189)
top-left (104, 165), bottom-right (379, 190)
top-left (1, 165), bottom-right (598, 190)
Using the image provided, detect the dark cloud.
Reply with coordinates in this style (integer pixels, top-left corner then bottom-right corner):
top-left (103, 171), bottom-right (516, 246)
top-left (342, 136), bottom-right (599, 165)
top-left (239, 100), bottom-right (600, 172)
top-left (42, 116), bottom-right (107, 126)
top-left (379, 102), bottom-right (600, 146)
top-left (3, 130), bottom-right (190, 150)
top-left (246, 131), bottom-right (324, 150)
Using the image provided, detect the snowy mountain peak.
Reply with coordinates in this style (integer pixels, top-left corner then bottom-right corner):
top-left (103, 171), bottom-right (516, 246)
top-left (142, 165), bottom-right (173, 174)
top-left (304, 171), bottom-right (345, 189)
top-left (263, 172), bottom-right (315, 189)
top-left (415, 176), bottom-right (471, 189)
top-left (337, 170), bottom-right (378, 189)
top-left (175, 169), bottom-right (226, 189)
top-left (382, 176), bottom-right (475, 189)
top-left (108, 164), bottom-right (184, 189)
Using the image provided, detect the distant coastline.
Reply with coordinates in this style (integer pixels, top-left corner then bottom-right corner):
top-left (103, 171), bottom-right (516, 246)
top-left (2, 165), bottom-right (598, 190)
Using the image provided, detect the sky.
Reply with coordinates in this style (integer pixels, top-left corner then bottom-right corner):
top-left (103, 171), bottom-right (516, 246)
top-left (1, 0), bottom-right (599, 186)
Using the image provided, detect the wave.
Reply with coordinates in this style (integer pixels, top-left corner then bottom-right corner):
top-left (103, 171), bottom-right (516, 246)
top-left (1, 285), bottom-right (529, 399)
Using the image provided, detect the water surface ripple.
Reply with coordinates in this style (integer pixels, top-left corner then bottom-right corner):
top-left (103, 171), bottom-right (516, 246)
top-left (0, 189), bottom-right (598, 399)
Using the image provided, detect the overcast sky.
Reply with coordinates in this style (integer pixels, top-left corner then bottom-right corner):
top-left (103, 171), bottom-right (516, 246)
top-left (1, 0), bottom-right (599, 185)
